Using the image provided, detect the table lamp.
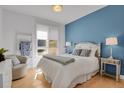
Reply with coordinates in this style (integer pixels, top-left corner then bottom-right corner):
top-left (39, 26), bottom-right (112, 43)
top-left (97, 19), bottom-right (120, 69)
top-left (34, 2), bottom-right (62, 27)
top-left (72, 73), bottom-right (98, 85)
top-left (106, 37), bottom-right (118, 59)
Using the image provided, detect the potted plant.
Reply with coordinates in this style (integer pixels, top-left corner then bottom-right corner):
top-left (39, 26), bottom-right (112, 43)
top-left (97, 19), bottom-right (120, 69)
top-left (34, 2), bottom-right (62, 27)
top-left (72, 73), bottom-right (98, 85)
top-left (0, 48), bottom-right (8, 62)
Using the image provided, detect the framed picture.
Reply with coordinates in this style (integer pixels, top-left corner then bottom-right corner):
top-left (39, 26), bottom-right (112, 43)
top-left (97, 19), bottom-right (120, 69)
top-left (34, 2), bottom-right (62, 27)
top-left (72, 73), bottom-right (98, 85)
top-left (16, 33), bottom-right (32, 50)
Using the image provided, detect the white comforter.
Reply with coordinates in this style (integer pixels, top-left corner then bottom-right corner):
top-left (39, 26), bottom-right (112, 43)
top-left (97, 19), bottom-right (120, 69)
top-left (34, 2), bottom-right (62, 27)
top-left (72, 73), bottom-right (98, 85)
top-left (37, 54), bottom-right (99, 88)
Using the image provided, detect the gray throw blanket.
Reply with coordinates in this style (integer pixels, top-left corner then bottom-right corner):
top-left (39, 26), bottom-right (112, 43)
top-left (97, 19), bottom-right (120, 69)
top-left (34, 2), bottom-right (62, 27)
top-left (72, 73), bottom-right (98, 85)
top-left (43, 54), bottom-right (75, 65)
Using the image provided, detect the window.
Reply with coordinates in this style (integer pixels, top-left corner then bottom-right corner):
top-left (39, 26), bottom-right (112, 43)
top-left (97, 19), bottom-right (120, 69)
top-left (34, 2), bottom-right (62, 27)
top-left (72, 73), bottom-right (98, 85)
top-left (36, 24), bottom-right (59, 55)
top-left (37, 31), bottom-right (48, 40)
top-left (36, 25), bottom-right (49, 55)
top-left (37, 31), bottom-right (48, 47)
top-left (38, 40), bottom-right (46, 47)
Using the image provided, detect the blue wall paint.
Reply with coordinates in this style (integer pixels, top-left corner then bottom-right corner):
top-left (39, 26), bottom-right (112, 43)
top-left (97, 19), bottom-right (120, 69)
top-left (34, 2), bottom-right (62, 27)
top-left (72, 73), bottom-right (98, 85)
top-left (65, 6), bottom-right (124, 75)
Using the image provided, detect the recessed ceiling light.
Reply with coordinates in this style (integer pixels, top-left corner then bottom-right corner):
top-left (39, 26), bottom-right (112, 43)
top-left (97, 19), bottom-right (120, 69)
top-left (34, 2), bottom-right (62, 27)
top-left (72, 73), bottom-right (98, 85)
top-left (52, 5), bottom-right (63, 12)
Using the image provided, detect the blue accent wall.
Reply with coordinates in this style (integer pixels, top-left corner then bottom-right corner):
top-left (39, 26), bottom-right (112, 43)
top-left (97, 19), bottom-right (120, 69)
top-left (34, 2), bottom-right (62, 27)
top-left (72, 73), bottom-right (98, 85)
top-left (65, 6), bottom-right (124, 75)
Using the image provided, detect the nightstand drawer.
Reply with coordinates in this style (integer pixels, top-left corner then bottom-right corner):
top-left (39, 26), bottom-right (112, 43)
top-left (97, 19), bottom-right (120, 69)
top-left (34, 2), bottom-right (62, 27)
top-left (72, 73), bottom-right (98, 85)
top-left (101, 58), bottom-right (120, 64)
top-left (107, 61), bottom-right (116, 64)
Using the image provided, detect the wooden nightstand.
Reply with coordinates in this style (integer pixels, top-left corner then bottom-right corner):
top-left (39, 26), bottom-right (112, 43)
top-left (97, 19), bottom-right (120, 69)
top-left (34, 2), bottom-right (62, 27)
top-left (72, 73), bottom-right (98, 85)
top-left (100, 58), bottom-right (121, 81)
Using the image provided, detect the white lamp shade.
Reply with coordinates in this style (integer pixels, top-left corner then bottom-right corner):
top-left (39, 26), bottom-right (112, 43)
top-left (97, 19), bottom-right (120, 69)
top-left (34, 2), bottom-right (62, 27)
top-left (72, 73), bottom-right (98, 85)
top-left (106, 37), bottom-right (118, 45)
top-left (66, 42), bottom-right (71, 46)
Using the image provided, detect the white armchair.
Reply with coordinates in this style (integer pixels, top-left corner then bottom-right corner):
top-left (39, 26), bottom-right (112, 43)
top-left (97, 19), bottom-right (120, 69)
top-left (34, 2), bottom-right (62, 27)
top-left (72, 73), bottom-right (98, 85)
top-left (12, 55), bottom-right (28, 80)
top-left (5, 55), bottom-right (28, 80)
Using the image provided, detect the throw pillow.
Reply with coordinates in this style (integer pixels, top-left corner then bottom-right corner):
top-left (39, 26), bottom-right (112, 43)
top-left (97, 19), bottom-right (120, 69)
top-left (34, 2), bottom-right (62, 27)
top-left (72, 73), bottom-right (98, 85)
top-left (80, 49), bottom-right (91, 57)
top-left (72, 49), bottom-right (82, 56)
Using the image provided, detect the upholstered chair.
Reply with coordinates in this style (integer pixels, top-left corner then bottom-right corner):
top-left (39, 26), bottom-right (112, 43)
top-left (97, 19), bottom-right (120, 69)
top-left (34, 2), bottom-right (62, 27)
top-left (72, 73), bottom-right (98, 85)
top-left (5, 55), bottom-right (28, 80)
top-left (12, 55), bottom-right (28, 80)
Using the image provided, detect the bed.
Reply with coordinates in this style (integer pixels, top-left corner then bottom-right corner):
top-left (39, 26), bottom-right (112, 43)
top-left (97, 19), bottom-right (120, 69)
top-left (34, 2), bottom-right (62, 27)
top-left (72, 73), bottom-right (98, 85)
top-left (37, 42), bottom-right (101, 88)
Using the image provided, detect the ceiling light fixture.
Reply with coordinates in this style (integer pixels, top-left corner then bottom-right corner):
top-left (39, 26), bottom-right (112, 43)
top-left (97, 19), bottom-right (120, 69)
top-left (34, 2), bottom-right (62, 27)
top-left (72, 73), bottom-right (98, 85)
top-left (52, 5), bottom-right (63, 12)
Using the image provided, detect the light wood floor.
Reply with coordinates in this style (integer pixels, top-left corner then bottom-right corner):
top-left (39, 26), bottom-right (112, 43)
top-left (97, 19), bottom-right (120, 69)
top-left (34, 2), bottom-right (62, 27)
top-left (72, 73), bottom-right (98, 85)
top-left (12, 68), bottom-right (124, 88)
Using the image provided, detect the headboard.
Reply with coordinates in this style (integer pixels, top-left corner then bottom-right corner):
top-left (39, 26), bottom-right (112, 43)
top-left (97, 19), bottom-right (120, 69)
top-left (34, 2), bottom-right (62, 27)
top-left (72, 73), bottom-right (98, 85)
top-left (74, 42), bottom-right (101, 58)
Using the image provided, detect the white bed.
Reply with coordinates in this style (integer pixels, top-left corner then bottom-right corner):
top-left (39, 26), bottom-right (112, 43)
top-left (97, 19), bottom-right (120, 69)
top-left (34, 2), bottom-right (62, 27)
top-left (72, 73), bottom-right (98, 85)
top-left (37, 42), bottom-right (101, 88)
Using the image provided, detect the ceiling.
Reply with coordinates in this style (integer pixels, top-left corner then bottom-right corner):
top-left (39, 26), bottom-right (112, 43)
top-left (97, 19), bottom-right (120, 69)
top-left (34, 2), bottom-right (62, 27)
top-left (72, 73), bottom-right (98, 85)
top-left (0, 5), bottom-right (105, 24)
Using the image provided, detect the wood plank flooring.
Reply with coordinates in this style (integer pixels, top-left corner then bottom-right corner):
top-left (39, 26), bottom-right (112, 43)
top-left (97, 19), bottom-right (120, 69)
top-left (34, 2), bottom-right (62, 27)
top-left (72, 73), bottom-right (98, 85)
top-left (12, 68), bottom-right (124, 88)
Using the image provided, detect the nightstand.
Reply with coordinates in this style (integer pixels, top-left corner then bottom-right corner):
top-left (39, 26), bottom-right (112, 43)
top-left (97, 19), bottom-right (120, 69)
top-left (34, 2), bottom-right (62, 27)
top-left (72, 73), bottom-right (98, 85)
top-left (100, 58), bottom-right (121, 81)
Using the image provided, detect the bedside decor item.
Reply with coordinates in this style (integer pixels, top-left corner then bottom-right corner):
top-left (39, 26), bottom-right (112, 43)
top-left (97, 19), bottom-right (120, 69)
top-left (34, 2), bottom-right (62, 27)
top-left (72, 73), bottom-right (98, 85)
top-left (106, 37), bottom-right (118, 59)
top-left (0, 48), bottom-right (8, 62)
top-left (65, 42), bottom-right (72, 54)
top-left (66, 42), bottom-right (71, 47)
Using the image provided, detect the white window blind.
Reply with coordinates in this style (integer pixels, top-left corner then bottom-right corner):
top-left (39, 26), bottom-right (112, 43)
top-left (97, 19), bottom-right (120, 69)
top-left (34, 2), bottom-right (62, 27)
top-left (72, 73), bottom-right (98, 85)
top-left (36, 25), bottom-right (49, 40)
top-left (49, 27), bottom-right (58, 40)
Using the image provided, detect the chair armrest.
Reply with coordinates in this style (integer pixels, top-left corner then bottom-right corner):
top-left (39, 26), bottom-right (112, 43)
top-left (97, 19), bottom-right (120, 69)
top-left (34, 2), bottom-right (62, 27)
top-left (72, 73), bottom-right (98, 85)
top-left (16, 55), bottom-right (27, 64)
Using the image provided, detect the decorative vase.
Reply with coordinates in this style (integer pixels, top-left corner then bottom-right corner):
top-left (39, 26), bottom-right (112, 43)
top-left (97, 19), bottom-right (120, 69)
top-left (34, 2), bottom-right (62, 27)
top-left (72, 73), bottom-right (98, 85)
top-left (0, 54), bottom-right (5, 62)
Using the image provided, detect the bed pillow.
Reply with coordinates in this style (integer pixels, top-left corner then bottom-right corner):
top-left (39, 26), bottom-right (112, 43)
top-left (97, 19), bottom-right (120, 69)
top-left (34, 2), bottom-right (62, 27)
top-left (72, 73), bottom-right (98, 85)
top-left (72, 49), bottom-right (82, 56)
top-left (90, 47), bottom-right (98, 57)
top-left (80, 49), bottom-right (91, 57)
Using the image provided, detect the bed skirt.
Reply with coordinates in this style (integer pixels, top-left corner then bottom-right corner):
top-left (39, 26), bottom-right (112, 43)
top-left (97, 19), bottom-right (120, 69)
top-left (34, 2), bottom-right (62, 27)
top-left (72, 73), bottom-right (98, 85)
top-left (43, 69), bottom-right (99, 88)
top-left (69, 70), bottom-right (99, 88)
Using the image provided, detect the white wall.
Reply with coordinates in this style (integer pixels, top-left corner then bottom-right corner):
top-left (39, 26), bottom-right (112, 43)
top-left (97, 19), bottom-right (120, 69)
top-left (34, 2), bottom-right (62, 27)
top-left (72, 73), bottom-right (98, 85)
top-left (1, 8), bottom-right (65, 67)
top-left (59, 25), bottom-right (65, 54)
top-left (3, 9), bottom-right (35, 54)
top-left (2, 9), bottom-right (36, 67)
top-left (0, 8), bottom-right (3, 47)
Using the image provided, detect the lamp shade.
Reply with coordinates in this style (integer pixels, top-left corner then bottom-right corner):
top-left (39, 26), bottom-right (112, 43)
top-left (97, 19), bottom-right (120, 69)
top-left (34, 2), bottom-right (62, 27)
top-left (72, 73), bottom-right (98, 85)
top-left (106, 37), bottom-right (118, 45)
top-left (66, 42), bottom-right (71, 46)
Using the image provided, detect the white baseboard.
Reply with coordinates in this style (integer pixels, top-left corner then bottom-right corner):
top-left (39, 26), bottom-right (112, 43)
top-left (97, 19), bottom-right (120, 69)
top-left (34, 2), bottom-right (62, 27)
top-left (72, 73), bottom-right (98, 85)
top-left (120, 75), bottom-right (124, 80)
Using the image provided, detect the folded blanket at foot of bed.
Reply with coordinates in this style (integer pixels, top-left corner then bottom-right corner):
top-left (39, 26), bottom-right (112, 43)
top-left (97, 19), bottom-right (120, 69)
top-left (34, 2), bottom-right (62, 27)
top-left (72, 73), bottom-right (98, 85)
top-left (43, 54), bottom-right (75, 65)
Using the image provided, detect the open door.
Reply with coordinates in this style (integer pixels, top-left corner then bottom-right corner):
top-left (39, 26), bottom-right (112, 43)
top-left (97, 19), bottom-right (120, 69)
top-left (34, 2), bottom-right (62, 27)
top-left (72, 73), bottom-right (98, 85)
top-left (48, 40), bottom-right (57, 55)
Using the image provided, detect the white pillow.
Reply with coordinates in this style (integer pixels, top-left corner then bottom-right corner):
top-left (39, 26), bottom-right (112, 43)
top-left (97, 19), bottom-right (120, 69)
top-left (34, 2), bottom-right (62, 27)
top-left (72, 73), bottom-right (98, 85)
top-left (75, 43), bottom-right (98, 57)
top-left (11, 56), bottom-right (20, 66)
top-left (90, 47), bottom-right (98, 57)
top-left (5, 55), bottom-right (20, 66)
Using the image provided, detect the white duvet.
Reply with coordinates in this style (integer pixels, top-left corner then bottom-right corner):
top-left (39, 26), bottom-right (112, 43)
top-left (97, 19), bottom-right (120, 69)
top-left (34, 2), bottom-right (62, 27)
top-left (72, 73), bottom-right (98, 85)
top-left (37, 54), bottom-right (99, 88)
